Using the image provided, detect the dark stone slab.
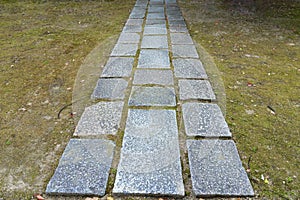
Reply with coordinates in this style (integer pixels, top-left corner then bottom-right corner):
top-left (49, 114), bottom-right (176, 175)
top-left (141, 35), bottom-right (168, 49)
top-left (170, 33), bottom-right (193, 45)
top-left (172, 44), bottom-right (199, 58)
top-left (101, 57), bottom-right (134, 77)
top-left (74, 101), bottom-right (124, 136)
top-left (111, 43), bottom-right (138, 56)
top-left (46, 139), bottom-right (115, 196)
top-left (91, 78), bottom-right (128, 100)
top-left (182, 102), bottom-right (231, 137)
top-left (173, 58), bottom-right (208, 79)
top-left (118, 32), bottom-right (140, 44)
top-left (179, 80), bottom-right (216, 100)
top-left (123, 25), bottom-right (143, 33)
top-left (113, 109), bottom-right (184, 196)
top-left (138, 49), bottom-right (170, 68)
top-left (144, 25), bottom-right (167, 35)
top-left (187, 140), bottom-right (254, 197)
top-left (129, 86), bottom-right (176, 106)
top-left (133, 69), bottom-right (174, 85)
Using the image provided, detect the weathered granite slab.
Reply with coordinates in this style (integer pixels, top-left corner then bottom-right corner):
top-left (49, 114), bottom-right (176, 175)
top-left (187, 140), bottom-right (254, 197)
top-left (173, 58), bottom-right (208, 79)
top-left (167, 15), bottom-right (184, 20)
top-left (172, 44), bottom-right (199, 58)
top-left (111, 43), bottom-right (138, 56)
top-left (133, 69), bottom-right (174, 85)
top-left (149, 0), bottom-right (164, 5)
top-left (46, 139), bottom-right (115, 196)
top-left (148, 6), bottom-right (164, 13)
top-left (118, 32), bottom-right (140, 44)
top-left (113, 109), bottom-right (184, 197)
top-left (146, 19), bottom-right (166, 26)
top-left (144, 26), bottom-right (167, 35)
top-left (169, 25), bottom-right (188, 33)
top-left (166, 0), bottom-right (177, 4)
top-left (141, 35), bottom-right (168, 49)
top-left (74, 101), bottom-right (124, 136)
top-left (126, 19), bottom-right (144, 26)
top-left (171, 33), bottom-right (193, 45)
top-left (129, 86), bottom-right (176, 106)
top-left (123, 25), bottom-right (143, 33)
top-left (179, 80), bottom-right (216, 100)
top-left (101, 57), bottom-right (134, 77)
top-left (138, 49), bottom-right (170, 68)
top-left (168, 20), bottom-right (186, 26)
top-left (182, 103), bottom-right (231, 137)
top-left (91, 78), bottom-right (128, 100)
top-left (147, 13), bottom-right (165, 19)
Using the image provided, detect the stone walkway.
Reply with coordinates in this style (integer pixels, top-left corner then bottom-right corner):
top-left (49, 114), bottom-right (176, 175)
top-left (46, 0), bottom-right (254, 198)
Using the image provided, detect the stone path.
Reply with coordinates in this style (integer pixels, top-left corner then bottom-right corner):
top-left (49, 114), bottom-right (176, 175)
top-left (46, 0), bottom-right (254, 198)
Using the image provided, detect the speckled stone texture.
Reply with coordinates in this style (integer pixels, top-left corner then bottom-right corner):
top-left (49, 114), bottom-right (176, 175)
top-left (172, 44), bottom-right (199, 58)
top-left (91, 78), bottom-right (128, 100)
top-left (113, 109), bottom-right (184, 197)
top-left (182, 103), bottom-right (231, 137)
top-left (138, 49), bottom-right (170, 68)
top-left (178, 79), bottom-right (216, 101)
top-left (129, 86), bottom-right (176, 106)
top-left (46, 139), bottom-right (115, 196)
top-left (101, 57), bottom-right (134, 77)
top-left (170, 33), bottom-right (193, 44)
top-left (111, 43), bottom-right (138, 56)
top-left (173, 58), bottom-right (208, 79)
top-left (74, 101), bottom-right (124, 136)
top-left (118, 32), bottom-right (140, 44)
top-left (133, 69), bottom-right (174, 85)
top-left (141, 35), bottom-right (168, 49)
top-left (187, 140), bottom-right (254, 197)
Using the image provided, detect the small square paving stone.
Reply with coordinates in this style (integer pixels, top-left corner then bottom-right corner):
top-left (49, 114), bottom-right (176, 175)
top-left (126, 19), bottom-right (144, 26)
top-left (118, 33), bottom-right (140, 44)
top-left (172, 44), bottom-right (199, 58)
top-left (173, 58), bottom-right (208, 79)
top-left (111, 43), bottom-right (138, 56)
top-left (101, 57), bottom-right (134, 77)
top-left (179, 80), bottom-right (216, 100)
top-left (141, 35), bottom-right (168, 49)
top-left (171, 33), bottom-right (194, 45)
top-left (129, 86), bottom-right (176, 106)
top-left (182, 103), bottom-right (231, 137)
top-left (144, 26), bottom-right (167, 35)
top-left (46, 139), bottom-right (115, 196)
top-left (113, 109), bottom-right (184, 196)
top-left (74, 101), bottom-right (124, 136)
top-left (123, 25), bottom-right (143, 33)
top-left (138, 49), bottom-right (170, 68)
top-left (186, 140), bottom-right (254, 197)
top-left (91, 78), bottom-right (128, 100)
top-left (133, 69), bottom-right (174, 85)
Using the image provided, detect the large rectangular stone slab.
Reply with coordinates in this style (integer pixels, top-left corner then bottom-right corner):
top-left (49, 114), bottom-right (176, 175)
top-left (148, 6), bottom-right (164, 13)
top-left (182, 103), bottom-right (231, 137)
top-left (91, 78), bottom-right (128, 100)
top-left (144, 25), bottom-right (167, 35)
top-left (118, 32), bottom-right (140, 44)
top-left (138, 49), bottom-right (170, 68)
top-left (141, 35), bottom-right (168, 49)
top-left (111, 43), bottom-right (138, 56)
top-left (172, 44), bottom-right (199, 58)
top-left (101, 57), bottom-right (134, 77)
top-left (126, 19), bottom-right (144, 26)
top-left (74, 101), bottom-right (124, 136)
top-left (147, 13), bottom-right (165, 19)
top-left (187, 140), bottom-right (254, 197)
top-left (169, 25), bottom-right (189, 33)
top-left (133, 69), bottom-right (174, 85)
top-left (123, 25), bottom-right (143, 33)
top-left (113, 109), bottom-right (184, 197)
top-left (170, 33), bottom-right (194, 45)
top-left (173, 58), bottom-right (208, 79)
top-left (146, 19), bottom-right (166, 26)
top-left (129, 86), bottom-right (176, 106)
top-left (46, 139), bottom-right (115, 196)
top-left (179, 80), bottom-right (216, 100)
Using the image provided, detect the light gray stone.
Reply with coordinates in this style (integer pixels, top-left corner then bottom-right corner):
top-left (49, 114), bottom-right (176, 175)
top-left (113, 109), bottom-right (184, 197)
top-left (46, 139), bottom-right (115, 196)
top-left (141, 35), bottom-right (168, 49)
top-left (168, 20), bottom-right (186, 26)
top-left (101, 57), bottom-right (134, 77)
top-left (179, 79), bottom-right (216, 100)
top-left (91, 78), bottom-right (128, 100)
top-left (171, 33), bottom-right (194, 45)
top-left (146, 19), bottom-right (166, 26)
top-left (147, 13), bottom-right (165, 19)
top-left (111, 43), bottom-right (138, 56)
top-left (187, 140), bottom-right (254, 197)
top-left (74, 101), bottom-right (124, 136)
top-left (118, 32), bottom-right (140, 44)
top-left (169, 25), bottom-right (188, 33)
top-left (167, 15), bottom-right (184, 20)
top-left (144, 26), bottom-right (167, 35)
top-left (123, 25), bottom-right (143, 33)
top-left (172, 44), bottom-right (199, 58)
top-left (148, 6), bottom-right (164, 13)
top-left (129, 86), bottom-right (176, 106)
top-left (173, 58), bottom-right (208, 79)
top-left (138, 49), bottom-right (170, 68)
top-left (182, 103), bottom-right (231, 137)
top-left (126, 19), bottom-right (144, 26)
top-left (133, 69), bottom-right (174, 85)
top-left (149, 0), bottom-right (164, 5)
